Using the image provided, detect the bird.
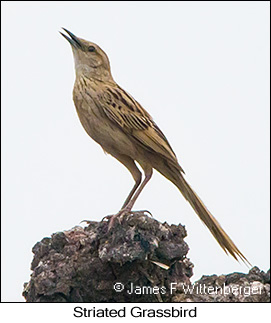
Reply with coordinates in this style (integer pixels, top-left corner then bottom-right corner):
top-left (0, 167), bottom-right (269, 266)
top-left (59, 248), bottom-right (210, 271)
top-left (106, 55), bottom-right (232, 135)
top-left (60, 28), bottom-right (250, 266)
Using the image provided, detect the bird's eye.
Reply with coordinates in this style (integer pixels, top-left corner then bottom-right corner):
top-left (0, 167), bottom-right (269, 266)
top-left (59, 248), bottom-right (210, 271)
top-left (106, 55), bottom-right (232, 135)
top-left (88, 46), bottom-right (95, 52)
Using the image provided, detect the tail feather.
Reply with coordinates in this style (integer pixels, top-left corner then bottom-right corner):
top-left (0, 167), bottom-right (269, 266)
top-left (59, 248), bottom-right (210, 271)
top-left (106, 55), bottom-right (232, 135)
top-left (176, 174), bottom-right (251, 266)
top-left (154, 159), bottom-right (251, 266)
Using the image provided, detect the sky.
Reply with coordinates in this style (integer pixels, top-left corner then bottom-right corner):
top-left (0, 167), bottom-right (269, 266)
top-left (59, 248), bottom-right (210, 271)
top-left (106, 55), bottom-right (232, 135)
top-left (1, 1), bottom-right (270, 302)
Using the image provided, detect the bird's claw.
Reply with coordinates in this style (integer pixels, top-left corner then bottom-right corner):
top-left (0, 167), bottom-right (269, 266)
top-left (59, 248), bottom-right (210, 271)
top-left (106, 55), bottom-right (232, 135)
top-left (80, 219), bottom-right (91, 225)
top-left (134, 209), bottom-right (153, 217)
top-left (101, 209), bottom-right (153, 232)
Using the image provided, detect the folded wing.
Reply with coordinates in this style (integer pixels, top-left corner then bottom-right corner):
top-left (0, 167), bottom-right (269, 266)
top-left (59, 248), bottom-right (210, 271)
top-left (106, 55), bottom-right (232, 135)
top-left (95, 84), bottom-right (184, 173)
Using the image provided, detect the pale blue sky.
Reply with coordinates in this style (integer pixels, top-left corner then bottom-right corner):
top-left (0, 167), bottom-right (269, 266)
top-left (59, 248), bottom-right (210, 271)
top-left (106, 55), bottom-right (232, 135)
top-left (2, 1), bottom-right (270, 302)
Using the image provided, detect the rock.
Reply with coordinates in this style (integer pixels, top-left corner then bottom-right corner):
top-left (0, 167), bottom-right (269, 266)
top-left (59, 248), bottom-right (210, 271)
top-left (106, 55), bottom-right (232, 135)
top-left (172, 266), bottom-right (270, 302)
top-left (23, 213), bottom-right (192, 302)
top-left (23, 213), bottom-right (270, 303)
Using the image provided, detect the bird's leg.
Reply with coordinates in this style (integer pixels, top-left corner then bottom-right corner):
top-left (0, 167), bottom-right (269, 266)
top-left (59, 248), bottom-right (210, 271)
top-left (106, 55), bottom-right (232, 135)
top-left (102, 180), bottom-right (141, 223)
top-left (102, 155), bottom-right (142, 228)
top-left (115, 155), bottom-right (143, 208)
top-left (123, 167), bottom-right (153, 212)
top-left (101, 177), bottom-right (141, 225)
top-left (121, 175), bottom-right (142, 209)
top-left (107, 167), bottom-right (153, 230)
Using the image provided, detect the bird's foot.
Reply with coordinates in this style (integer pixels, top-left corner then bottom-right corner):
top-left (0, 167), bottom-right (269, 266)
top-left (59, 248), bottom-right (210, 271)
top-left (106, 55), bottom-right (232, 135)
top-left (102, 208), bottom-right (152, 231)
top-left (102, 207), bottom-right (131, 231)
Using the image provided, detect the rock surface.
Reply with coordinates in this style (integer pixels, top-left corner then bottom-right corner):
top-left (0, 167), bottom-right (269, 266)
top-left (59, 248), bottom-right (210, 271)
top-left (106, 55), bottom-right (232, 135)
top-left (23, 213), bottom-right (192, 302)
top-left (173, 266), bottom-right (270, 302)
top-left (23, 213), bottom-right (270, 302)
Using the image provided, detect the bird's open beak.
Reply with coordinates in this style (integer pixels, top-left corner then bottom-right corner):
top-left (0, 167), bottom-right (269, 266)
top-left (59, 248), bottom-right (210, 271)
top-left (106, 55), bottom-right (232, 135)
top-left (60, 28), bottom-right (82, 48)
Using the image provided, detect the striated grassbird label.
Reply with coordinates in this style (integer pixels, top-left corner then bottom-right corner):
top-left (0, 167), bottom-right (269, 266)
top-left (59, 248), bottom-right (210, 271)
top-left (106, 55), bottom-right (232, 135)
top-left (73, 306), bottom-right (197, 318)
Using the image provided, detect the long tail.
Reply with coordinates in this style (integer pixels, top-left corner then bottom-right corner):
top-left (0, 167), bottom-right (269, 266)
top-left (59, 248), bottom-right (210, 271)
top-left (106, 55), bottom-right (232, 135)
top-left (155, 161), bottom-right (251, 266)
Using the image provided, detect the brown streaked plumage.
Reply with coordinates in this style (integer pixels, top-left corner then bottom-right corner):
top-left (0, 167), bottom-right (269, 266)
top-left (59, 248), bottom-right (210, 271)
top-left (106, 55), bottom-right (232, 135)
top-left (60, 28), bottom-right (251, 266)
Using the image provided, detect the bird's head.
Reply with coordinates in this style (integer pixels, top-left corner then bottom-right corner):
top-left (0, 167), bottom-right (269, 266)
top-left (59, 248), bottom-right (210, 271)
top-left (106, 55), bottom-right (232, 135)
top-left (60, 28), bottom-right (112, 81)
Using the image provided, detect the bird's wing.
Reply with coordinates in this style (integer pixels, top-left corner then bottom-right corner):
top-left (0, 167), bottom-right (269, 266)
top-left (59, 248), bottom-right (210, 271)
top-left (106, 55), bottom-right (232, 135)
top-left (95, 84), bottom-right (184, 173)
